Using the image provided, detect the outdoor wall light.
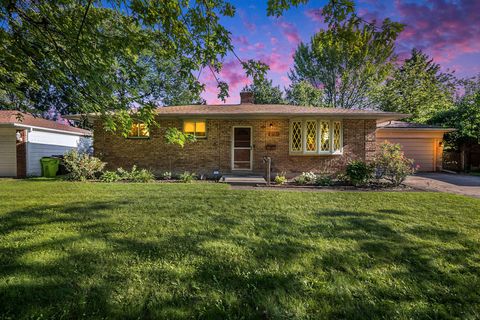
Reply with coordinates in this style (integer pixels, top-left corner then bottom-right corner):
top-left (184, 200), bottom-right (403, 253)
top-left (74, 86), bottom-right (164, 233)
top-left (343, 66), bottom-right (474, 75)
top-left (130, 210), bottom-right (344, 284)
top-left (269, 122), bottom-right (273, 128)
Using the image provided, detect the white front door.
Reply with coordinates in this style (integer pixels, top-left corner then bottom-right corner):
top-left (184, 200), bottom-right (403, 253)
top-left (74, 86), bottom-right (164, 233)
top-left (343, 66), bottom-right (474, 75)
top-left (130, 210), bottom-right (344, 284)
top-left (232, 127), bottom-right (252, 170)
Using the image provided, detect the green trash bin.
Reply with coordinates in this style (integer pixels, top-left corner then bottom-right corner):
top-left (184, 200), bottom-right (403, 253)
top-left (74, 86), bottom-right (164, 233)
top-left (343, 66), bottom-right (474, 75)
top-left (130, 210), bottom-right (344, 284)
top-left (40, 157), bottom-right (60, 178)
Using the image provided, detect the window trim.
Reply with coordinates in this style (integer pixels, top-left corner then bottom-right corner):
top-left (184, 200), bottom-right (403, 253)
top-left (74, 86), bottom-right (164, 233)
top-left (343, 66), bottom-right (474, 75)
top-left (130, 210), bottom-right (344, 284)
top-left (183, 119), bottom-right (207, 139)
top-left (289, 119), bottom-right (343, 156)
top-left (126, 122), bottom-right (150, 139)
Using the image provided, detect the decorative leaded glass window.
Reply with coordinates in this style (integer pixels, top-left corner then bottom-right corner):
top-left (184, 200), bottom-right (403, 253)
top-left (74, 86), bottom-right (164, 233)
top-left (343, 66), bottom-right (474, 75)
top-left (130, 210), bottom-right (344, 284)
top-left (305, 120), bottom-right (317, 152)
top-left (320, 121), bottom-right (330, 152)
top-left (291, 121), bottom-right (302, 152)
top-left (333, 121), bottom-right (342, 152)
top-left (289, 119), bottom-right (342, 155)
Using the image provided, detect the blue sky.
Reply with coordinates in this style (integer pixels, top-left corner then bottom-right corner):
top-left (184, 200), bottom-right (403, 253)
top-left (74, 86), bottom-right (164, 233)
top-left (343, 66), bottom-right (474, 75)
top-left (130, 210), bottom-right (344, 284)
top-left (201, 0), bottom-right (480, 104)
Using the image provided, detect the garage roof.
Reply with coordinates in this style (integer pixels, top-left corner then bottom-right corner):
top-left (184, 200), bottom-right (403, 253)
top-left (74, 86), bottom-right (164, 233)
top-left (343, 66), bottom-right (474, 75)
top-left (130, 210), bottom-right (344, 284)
top-left (0, 111), bottom-right (91, 136)
top-left (378, 121), bottom-right (455, 131)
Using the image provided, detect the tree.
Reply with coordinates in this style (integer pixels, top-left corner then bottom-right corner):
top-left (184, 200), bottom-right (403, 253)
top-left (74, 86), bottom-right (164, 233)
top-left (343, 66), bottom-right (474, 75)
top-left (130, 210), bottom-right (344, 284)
top-left (242, 79), bottom-right (285, 104)
top-left (285, 80), bottom-right (324, 107)
top-left (289, 6), bottom-right (404, 109)
top-left (429, 76), bottom-right (480, 171)
top-left (0, 0), bottom-right (360, 137)
top-left (374, 49), bottom-right (457, 123)
top-left (431, 83), bottom-right (480, 146)
top-left (0, 1), bottom-right (275, 133)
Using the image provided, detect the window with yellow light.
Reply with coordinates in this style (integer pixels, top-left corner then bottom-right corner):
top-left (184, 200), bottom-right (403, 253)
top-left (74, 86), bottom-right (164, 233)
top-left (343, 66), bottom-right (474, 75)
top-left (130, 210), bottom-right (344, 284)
top-left (183, 120), bottom-right (206, 138)
top-left (127, 122), bottom-right (150, 138)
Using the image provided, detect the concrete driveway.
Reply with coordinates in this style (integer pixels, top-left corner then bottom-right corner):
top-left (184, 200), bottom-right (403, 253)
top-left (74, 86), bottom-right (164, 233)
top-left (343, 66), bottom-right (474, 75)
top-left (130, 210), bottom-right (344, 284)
top-left (404, 173), bottom-right (480, 198)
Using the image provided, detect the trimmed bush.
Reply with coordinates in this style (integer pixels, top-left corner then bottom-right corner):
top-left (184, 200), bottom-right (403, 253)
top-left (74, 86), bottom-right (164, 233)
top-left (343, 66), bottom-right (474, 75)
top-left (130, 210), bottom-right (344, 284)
top-left (315, 174), bottom-right (333, 186)
top-left (100, 171), bottom-right (121, 182)
top-left (63, 150), bottom-right (105, 181)
top-left (179, 171), bottom-right (196, 183)
top-left (375, 142), bottom-right (417, 186)
top-left (274, 172), bottom-right (287, 185)
top-left (346, 160), bottom-right (374, 186)
top-left (117, 166), bottom-right (155, 182)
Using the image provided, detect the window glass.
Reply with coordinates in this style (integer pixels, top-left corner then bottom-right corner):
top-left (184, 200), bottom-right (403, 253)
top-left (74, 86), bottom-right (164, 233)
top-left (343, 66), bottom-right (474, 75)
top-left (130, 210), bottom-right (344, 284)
top-left (333, 121), bottom-right (342, 152)
top-left (320, 121), bottom-right (330, 151)
top-left (306, 121), bottom-right (317, 152)
top-left (183, 121), bottom-right (195, 134)
top-left (291, 121), bottom-right (302, 152)
top-left (183, 120), bottom-right (206, 138)
top-left (128, 123), bottom-right (149, 138)
top-left (195, 121), bottom-right (206, 137)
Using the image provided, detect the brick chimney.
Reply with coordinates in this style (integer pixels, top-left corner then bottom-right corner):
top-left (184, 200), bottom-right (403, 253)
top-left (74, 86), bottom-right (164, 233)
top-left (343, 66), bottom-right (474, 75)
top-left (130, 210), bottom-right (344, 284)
top-left (240, 91), bottom-right (254, 104)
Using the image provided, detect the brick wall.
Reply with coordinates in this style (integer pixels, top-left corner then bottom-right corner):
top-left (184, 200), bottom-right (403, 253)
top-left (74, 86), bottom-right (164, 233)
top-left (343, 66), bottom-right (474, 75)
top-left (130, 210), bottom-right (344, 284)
top-left (16, 130), bottom-right (27, 178)
top-left (93, 118), bottom-right (376, 177)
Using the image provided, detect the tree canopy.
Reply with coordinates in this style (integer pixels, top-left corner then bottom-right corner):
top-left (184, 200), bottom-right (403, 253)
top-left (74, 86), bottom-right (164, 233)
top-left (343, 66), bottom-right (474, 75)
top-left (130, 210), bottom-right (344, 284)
top-left (242, 79), bottom-right (285, 105)
top-left (430, 76), bottom-right (480, 145)
top-left (285, 81), bottom-right (324, 107)
top-left (374, 49), bottom-right (458, 123)
top-left (289, 8), bottom-right (404, 109)
top-left (2, 0), bottom-right (299, 134)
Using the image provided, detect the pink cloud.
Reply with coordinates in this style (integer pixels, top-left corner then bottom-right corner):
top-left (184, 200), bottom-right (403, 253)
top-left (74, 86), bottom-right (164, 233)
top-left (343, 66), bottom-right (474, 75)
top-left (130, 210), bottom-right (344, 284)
top-left (395, 0), bottom-right (480, 63)
top-left (277, 21), bottom-right (301, 44)
top-left (233, 35), bottom-right (249, 46)
top-left (304, 8), bottom-right (323, 22)
top-left (259, 52), bottom-right (292, 73)
top-left (239, 10), bottom-right (256, 32)
top-left (270, 37), bottom-right (278, 45)
top-left (200, 60), bottom-right (252, 104)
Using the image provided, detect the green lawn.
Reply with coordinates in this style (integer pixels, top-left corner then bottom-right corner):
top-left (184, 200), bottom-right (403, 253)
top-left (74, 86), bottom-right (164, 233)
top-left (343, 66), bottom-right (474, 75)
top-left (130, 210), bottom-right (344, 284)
top-left (1, 180), bottom-right (480, 319)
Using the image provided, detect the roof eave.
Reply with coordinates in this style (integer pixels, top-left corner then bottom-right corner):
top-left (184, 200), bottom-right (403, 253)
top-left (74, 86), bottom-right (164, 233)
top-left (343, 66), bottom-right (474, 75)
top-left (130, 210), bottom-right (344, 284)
top-left (377, 127), bottom-right (456, 132)
top-left (65, 111), bottom-right (409, 122)
top-left (12, 123), bottom-right (92, 136)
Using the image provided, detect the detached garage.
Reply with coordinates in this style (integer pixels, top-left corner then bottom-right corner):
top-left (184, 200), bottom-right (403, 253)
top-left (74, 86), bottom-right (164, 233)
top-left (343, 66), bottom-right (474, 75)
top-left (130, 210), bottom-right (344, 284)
top-left (0, 111), bottom-right (92, 177)
top-left (376, 121), bottom-right (454, 172)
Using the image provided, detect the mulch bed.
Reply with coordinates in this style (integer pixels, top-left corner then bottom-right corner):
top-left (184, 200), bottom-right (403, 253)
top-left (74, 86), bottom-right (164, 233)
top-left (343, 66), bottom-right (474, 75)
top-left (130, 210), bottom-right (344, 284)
top-left (231, 182), bottom-right (419, 192)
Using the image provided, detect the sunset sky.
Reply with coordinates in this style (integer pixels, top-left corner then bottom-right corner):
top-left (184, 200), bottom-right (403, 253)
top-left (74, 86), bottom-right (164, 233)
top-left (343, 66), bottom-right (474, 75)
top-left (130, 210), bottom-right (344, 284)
top-left (201, 0), bottom-right (480, 104)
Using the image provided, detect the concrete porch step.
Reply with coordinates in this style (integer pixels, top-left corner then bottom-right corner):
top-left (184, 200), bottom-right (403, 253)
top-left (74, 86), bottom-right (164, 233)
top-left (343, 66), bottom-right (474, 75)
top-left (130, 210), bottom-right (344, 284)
top-left (222, 175), bottom-right (266, 185)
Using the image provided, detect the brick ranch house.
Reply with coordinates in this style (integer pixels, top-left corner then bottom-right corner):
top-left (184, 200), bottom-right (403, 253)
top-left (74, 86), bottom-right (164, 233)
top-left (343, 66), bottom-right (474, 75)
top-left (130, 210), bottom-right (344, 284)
top-left (68, 93), bottom-right (425, 177)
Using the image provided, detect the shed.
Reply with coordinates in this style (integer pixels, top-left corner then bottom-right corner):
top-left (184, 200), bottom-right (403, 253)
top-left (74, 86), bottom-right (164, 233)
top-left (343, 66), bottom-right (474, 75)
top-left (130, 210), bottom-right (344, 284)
top-left (0, 111), bottom-right (92, 177)
top-left (376, 121), bottom-right (454, 172)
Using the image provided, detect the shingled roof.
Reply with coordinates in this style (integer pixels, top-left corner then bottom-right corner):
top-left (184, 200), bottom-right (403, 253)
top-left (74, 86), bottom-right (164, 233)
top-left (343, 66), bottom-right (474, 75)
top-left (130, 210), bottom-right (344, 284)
top-left (378, 120), bottom-right (455, 131)
top-left (153, 104), bottom-right (408, 119)
top-left (0, 111), bottom-right (91, 135)
top-left (64, 104), bottom-right (409, 122)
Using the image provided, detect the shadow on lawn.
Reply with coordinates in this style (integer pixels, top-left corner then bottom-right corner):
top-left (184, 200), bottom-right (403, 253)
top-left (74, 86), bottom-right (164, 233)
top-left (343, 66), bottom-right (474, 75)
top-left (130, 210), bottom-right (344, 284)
top-left (0, 203), bottom-right (480, 319)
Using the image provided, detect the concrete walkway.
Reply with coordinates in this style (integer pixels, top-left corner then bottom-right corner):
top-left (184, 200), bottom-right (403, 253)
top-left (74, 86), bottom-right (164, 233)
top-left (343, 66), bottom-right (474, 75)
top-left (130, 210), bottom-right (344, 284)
top-left (404, 173), bottom-right (480, 198)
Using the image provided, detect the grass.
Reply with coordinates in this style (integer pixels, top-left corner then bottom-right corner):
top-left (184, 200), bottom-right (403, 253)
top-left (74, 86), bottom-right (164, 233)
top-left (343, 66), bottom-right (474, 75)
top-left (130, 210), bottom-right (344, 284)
top-left (1, 180), bottom-right (480, 319)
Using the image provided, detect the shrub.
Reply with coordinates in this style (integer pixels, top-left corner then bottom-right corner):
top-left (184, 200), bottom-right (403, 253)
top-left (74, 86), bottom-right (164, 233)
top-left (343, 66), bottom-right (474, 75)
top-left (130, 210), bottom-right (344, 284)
top-left (295, 175), bottom-right (307, 185)
top-left (129, 167), bottom-right (155, 183)
top-left (100, 171), bottom-right (121, 182)
top-left (315, 174), bottom-right (333, 186)
top-left (346, 160), bottom-right (374, 186)
top-left (294, 172), bottom-right (318, 185)
top-left (63, 150), bottom-right (105, 181)
top-left (162, 171), bottom-right (172, 180)
top-left (179, 171), bottom-right (196, 183)
top-left (274, 172), bottom-right (287, 185)
top-left (374, 142), bottom-right (417, 186)
top-left (107, 166), bottom-right (155, 183)
top-left (117, 165), bottom-right (155, 182)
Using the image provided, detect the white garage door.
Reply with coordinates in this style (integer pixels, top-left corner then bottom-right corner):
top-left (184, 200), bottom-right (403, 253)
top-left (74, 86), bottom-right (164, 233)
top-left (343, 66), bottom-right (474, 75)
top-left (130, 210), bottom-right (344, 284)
top-left (0, 128), bottom-right (16, 177)
top-left (378, 138), bottom-right (434, 172)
